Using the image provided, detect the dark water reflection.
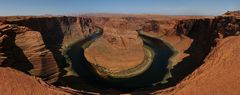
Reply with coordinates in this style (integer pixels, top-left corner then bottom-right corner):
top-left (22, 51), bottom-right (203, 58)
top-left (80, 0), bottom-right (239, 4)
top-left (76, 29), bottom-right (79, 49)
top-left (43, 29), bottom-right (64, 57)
top-left (63, 31), bottom-right (177, 91)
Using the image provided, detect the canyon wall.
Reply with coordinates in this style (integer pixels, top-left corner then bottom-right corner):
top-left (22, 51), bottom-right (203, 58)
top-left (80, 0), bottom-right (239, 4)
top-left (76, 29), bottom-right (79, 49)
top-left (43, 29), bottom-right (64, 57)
top-left (152, 16), bottom-right (240, 95)
top-left (0, 14), bottom-right (239, 94)
top-left (0, 17), bottom-right (97, 83)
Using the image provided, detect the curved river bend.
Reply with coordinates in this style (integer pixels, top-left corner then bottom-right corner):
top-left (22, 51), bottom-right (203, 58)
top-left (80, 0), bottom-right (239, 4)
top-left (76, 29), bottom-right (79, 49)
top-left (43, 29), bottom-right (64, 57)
top-left (61, 30), bottom-right (178, 91)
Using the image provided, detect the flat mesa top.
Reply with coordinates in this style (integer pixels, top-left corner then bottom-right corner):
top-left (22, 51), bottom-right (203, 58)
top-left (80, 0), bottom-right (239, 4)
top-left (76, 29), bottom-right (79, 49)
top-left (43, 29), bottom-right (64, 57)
top-left (84, 30), bottom-right (145, 73)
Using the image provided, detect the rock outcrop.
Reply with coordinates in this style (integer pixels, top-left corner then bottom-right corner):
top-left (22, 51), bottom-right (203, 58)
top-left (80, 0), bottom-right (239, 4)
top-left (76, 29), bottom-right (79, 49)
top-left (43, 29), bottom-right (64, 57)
top-left (0, 23), bottom-right (59, 83)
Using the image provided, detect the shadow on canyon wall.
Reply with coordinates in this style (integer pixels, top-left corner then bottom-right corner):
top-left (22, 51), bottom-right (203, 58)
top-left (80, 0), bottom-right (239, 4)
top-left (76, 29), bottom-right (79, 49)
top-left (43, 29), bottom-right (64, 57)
top-left (6, 17), bottom-right (215, 94)
top-left (56, 30), bottom-right (176, 93)
top-left (135, 19), bottom-right (215, 94)
top-left (7, 17), bottom-right (98, 83)
top-left (4, 16), bottom-right (239, 94)
top-left (1, 28), bottom-right (33, 74)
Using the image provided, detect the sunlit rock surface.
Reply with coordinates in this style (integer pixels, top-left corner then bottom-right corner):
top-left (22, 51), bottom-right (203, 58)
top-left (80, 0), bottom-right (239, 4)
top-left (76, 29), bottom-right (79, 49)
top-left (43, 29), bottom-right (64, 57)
top-left (84, 28), bottom-right (145, 76)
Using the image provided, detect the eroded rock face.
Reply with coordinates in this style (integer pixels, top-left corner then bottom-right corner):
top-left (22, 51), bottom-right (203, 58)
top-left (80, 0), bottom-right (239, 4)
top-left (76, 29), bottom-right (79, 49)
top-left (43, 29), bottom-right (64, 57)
top-left (152, 36), bottom-right (240, 95)
top-left (0, 23), bottom-right (59, 83)
top-left (84, 28), bottom-right (145, 74)
top-left (0, 17), bottom-right (98, 83)
top-left (148, 15), bottom-right (240, 95)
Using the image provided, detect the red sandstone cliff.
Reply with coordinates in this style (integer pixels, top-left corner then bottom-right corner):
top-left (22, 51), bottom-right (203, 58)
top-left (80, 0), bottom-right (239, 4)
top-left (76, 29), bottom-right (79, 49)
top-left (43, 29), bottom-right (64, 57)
top-left (0, 14), bottom-right (239, 94)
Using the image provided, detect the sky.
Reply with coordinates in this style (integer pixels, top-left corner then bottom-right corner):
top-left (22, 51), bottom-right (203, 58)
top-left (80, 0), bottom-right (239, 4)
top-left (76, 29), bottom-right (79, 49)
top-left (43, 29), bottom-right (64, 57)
top-left (0, 0), bottom-right (239, 16)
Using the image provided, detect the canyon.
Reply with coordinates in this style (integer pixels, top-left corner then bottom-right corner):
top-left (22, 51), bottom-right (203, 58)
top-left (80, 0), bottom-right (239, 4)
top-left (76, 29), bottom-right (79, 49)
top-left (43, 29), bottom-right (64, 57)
top-left (0, 11), bottom-right (240, 94)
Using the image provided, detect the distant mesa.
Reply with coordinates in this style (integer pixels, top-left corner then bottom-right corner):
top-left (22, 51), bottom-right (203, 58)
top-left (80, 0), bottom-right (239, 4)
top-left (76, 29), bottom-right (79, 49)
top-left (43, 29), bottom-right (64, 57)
top-left (224, 10), bottom-right (240, 16)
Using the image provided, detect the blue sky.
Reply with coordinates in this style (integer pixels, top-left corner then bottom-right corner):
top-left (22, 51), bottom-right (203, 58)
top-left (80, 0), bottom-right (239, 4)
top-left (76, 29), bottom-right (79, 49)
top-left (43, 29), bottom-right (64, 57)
top-left (0, 0), bottom-right (239, 16)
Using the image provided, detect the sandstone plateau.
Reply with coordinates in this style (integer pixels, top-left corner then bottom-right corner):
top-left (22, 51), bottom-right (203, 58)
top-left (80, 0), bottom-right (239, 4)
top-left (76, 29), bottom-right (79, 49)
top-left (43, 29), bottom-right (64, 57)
top-left (0, 11), bottom-right (240, 94)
